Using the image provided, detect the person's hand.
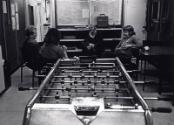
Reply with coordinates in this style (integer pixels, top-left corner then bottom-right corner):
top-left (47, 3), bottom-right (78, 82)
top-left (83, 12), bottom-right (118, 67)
top-left (87, 43), bottom-right (95, 50)
top-left (73, 56), bottom-right (79, 61)
top-left (62, 45), bottom-right (67, 50)
top-left (61, 45), bottom-right (68, 58)
top-left (89, 43), bottom-right (95, 48)
top-left (124, 44), bottom-right (132, 48)
top-left (86, 45), bottom-right (90, 50)
top-left (144, 46), bottom-right (150, 51)
top-left (115, 47), bottom-right (121, 51)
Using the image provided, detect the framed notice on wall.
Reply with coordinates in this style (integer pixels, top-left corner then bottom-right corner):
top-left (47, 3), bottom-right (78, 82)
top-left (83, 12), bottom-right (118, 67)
top-left (56, 0), bottom-right (123, 26)
top-left (91, 0), bottom-right (122, 25)
top-left (56, 0), bottom-right (89, 26)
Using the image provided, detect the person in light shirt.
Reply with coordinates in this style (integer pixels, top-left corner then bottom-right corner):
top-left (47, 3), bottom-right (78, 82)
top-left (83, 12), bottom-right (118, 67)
top-left (114, 25), bottom-right (142, 63)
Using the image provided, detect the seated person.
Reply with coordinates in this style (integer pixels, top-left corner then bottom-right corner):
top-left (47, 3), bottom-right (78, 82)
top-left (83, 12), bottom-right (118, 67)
top-left (22, 26), bottom-right (40, 55)
top-left (22, 26), bottom-right (42, 70)
top-left (114, 25), bottom-right (142, 63)
top-left (39, 28), bottom-right (68, 61)
top-left (81, 25), bottom-right (103, 57)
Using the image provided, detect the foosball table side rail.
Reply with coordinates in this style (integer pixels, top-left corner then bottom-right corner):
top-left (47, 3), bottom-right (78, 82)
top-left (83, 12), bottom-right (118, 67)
top-left (116, 57), bottom-right (153, 125)
top-left (22, 59), bottom-right (62, 125)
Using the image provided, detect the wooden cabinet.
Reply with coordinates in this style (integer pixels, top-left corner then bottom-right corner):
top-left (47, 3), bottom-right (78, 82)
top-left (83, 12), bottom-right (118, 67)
top-left (98, 28), bottom-right (122, 51)
top-left (146, 0), bottom-right (172, 43)
top-left (59, 27), bottom-right (122, 57)
top-left (0, 0), bottom-right (26, 89)
top-left (59, 28), bottom-right (88, 51)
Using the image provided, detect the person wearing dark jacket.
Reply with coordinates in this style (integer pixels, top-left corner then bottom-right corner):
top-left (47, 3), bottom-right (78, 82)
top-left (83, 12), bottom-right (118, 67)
top-left (81, 26), bottom-right (103, 57)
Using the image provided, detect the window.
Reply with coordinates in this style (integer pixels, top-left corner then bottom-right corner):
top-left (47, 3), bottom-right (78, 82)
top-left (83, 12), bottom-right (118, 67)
top-left (56, 0), bottom-right (123, 26)
top-left (28, 5), bottom-right (34, 25)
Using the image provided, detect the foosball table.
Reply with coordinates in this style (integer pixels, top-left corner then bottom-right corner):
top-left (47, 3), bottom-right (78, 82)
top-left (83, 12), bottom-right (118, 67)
top-left (23, 57), bottom-right (154, 125)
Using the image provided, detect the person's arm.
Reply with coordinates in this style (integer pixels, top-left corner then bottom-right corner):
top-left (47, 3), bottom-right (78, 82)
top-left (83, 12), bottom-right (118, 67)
top-left (125, 36), bottom-right (142, 48)
top-left (132, 36), bottom-right (142, 47)
top-left (55, 45), bottom-right (68, 59)
top-left (116, 41), bottom-right (122, 48)
top-left (114, 40), bottom-right (123, 54)
top-left (62, 45), bottom-right (68, 59)
top-left (84, 36), bottom-right (90, 45)
top-left (115, 39), bottom-right (124, 49)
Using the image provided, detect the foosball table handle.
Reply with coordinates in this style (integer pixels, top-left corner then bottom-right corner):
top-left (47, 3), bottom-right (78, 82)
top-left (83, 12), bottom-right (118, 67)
top-left (18, 87), bottom-right (34, 91)
top-left (151, 107), bottom-right (172, 113)
top-left (158, 97), bottom-right (173, 101)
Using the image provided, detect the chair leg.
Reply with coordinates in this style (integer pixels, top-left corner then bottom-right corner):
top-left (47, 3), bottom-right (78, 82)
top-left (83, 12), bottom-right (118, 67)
top-left (32, 70), bottom-right (35, 87)
top-left (21, 65), bottom-right (23, 84)
top-left (18, 63), bottom-right (28, 91)
top-left (38, 69), bottom-right (42, 86)
top-left (142, 60), bottom-right (147, 91)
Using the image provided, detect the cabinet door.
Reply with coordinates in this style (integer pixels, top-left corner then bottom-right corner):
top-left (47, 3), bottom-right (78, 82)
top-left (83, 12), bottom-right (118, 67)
top-left (0, 1), bottom-right (5, 92)
top-left (146, 0), bottom-right (170, 42)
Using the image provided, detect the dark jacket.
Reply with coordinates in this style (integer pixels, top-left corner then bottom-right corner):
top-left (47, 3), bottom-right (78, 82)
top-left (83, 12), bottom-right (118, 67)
top-left (22, 39), bottom-right (43, 70)
top-left (81, 32), bottom-right (103, 56)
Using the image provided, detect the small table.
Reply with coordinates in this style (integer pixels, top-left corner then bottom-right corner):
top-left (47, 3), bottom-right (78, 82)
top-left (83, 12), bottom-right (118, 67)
top-left (140, 46), bottom-right (174, 70)
top-left (139, 46), bottom-right (174, 93)
top-left (140, 46), bottom-right (174, 56)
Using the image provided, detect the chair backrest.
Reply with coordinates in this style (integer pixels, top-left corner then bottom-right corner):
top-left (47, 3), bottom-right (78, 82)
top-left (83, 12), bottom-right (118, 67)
top-left (22, 42), bottom-right (44, 70)
top-left (131, 47), bottom-right (140, 57)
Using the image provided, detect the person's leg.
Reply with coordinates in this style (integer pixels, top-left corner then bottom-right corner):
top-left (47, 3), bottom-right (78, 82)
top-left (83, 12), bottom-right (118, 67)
top-left (115, 49), bottom-right (131, 63)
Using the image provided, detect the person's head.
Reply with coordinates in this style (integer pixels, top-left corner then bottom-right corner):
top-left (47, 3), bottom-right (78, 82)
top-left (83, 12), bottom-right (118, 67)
top-left (44, 28), bottom-right (60, 45)
top-left (25, 26), bottom-right (37, 39)
top-left (89, 25), bottom-right (97, 38)
top-left (122, 25), bottom-right (135, 38)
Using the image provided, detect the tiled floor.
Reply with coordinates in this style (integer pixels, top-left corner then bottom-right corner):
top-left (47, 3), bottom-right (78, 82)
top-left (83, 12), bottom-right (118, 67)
top-left (0, 65), bottom-right (174, 125)
top-left (0, 67), bottom-right (36, 125)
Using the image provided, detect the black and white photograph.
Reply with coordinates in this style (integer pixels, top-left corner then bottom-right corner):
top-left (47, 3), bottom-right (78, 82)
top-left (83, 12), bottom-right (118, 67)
top-left (0, 0), bottom-right (174, 125)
